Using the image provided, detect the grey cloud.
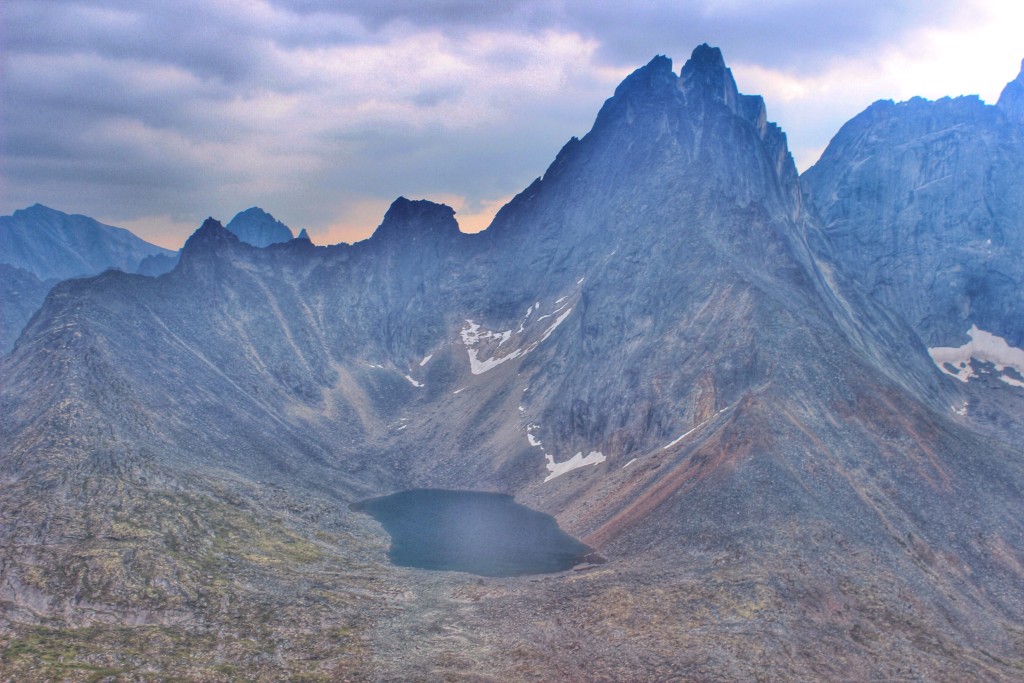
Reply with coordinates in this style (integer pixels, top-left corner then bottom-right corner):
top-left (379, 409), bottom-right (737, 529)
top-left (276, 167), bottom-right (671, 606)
top-left (559, 0), bottom-right (968, 72)
top-left (410, 86), bottom-right (465, 109)
top-left (4, 58), bottom-right (239, 137)
top-left (0, 0), bottom-right (997, 247)
top-left (6, 0), bottom-right (971, 93)
top-left (268, 0), bottom-right (967, 73)
top-left (4, 0), bottom-right (362, 87)
top-left (275, 0), bottom-right (542, 28)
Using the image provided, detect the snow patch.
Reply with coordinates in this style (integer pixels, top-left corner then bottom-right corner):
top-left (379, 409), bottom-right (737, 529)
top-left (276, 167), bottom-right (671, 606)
top-left (466, 347), bottom-right (525, 374)
top-left (539, 308), bottom-right (572, 343)
top-left (928, 326), bottom-right (1024, 389)
top-left (419, 354), bottom-right (433, 367)
top-left (544, 451), bottom-right (606, 482)
top-left (403, 374), bottom-right (423, 388)
top-left (459, 299), bottom-right (574, 375)
top-left (622, 458), bottom-right (637, 469)
top-left (526, 424), bottom-right (604, 482)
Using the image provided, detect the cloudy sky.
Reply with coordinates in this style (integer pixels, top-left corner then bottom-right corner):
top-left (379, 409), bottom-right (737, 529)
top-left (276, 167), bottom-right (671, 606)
top-left (2, 0), bottom-right (1022, 248)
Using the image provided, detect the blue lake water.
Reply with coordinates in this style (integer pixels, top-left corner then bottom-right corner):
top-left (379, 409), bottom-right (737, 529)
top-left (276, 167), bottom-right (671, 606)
top-left (352, 489), bottom-right (594, 577)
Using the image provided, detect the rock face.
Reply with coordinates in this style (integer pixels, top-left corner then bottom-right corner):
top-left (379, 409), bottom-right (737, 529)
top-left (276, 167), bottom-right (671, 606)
top-left (997, 59), bottom-right (1024, 124)
top-left (0, 204), bottom-right (177, 353)
top-left (224, 206), bottom-right (294, 247)
top-left (1, 46), bottom-right (1023, 681)
top-left (801, 64), bottom-right (1024, 430)
top-left (802, 68), bottom-right (1024, 352)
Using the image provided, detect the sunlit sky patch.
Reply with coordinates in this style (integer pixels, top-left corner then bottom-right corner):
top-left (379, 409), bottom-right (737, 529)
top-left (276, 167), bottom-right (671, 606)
top-left (1, 0), bottom-right (1021, 248)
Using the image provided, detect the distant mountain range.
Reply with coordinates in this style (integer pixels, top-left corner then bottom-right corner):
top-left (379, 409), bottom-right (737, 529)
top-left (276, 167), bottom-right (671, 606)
top-left (0, 204), bottom-right (299, 352)
top-left (0, 203), bottom-right (176, 281)
top-left (0, 45), bottom-right (1022, 681)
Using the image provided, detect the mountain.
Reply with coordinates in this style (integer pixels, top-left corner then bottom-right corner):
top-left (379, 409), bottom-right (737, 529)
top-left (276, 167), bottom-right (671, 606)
top-left (0, 205), bottom-right (179, 354)
top-left (802, 62), bottom-right (1024, 389)
top-left (224, 206), bottom-right (294, 247)
top-left (2, 45), bottom-right (1023, 681)
top-left (0, 204), bottom-right (176, 281)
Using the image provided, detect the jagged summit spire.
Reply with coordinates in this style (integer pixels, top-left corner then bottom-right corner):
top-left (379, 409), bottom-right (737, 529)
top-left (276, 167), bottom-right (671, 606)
top-left (181, 217), bottom-right (239, 255)
top-left (680, 43), bottom-right (740, 110)
top-left (509, 43), bottom-right (801, 233)
top-left (600, 43), bottom-right (745, 121)
top-left (684, 43), bottom-right (726, 71)
top-left (997, 58), bottom-right (1024, 124)
top-left (611, 54), bottom-right (675, 98)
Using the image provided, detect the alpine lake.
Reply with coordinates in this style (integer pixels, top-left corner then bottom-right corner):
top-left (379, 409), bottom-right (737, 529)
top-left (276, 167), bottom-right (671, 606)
top-left (352, 489), bottom-right (600, 577)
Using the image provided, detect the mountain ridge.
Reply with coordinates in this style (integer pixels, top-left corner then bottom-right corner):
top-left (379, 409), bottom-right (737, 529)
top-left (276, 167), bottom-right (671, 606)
top-left (0, 203), bottom-right (176, 281)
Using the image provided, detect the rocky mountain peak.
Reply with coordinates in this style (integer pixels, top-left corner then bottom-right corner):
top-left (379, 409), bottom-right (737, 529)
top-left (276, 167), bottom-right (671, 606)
top-left (369, 197), bottom-right (460, 244)
top-left (225, 207), bottom-right (293, 247)
top-left (495, 44), bottom-right (802, 244)
top-left (679, 43), bottom-right (740, 109)
top-left (181, 217), bottom-right (239, 254)
top-left (996, 58), bottom-right (1024, 124)
top-left (611, 54), bottom-right (676, 98)
top-left (13, 203), bottom-right (60, 220)
top-left (296, 228), bottom-right (311, 241)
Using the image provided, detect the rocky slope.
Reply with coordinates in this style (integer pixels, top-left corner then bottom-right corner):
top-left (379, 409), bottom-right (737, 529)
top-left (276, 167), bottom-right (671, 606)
top-left (1, 45), bottom-right (1023, 681)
